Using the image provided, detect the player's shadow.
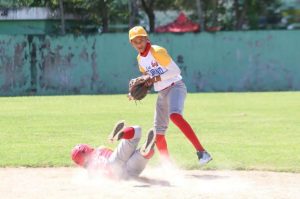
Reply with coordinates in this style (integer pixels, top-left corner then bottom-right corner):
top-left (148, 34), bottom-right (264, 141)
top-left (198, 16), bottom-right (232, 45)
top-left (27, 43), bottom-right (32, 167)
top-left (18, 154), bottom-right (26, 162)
top-left (187, 174), bottom-right (228, 180)
top-left (131, 176), bottom-right (172, 187)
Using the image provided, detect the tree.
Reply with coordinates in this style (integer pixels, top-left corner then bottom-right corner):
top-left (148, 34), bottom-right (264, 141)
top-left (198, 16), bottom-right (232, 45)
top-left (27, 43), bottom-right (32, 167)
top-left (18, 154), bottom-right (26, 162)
top-left (232, 0), bottom-right (282, 30)
top-left (0, 0), bottom-right (34, 7)
top-left (196, 0), bottom-right (204, 31)
top-left (139, 0), bottom-right (199, 32)
top-left (129, 0), bottom-right (139, 28)
top-left (59, 0), bottom-right (65, 34)
top-left (0, 0), bottom-right (285, 32)
top-left (61, 0), bottom-right (112, 33)
top-left (140, 0), bottom-right (155, 32)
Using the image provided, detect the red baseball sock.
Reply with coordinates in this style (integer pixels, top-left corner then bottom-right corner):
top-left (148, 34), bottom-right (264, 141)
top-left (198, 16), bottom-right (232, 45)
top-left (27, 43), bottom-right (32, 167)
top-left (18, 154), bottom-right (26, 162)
top-left (155, 134), bottom-right (170, 159)
top-left (170, 113), bottom-right (204, 151)
top-left (121, 127), bottom-right (135, 139)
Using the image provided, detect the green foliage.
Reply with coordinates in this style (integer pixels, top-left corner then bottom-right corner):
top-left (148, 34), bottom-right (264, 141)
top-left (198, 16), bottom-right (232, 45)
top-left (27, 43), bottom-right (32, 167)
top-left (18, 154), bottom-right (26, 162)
top-left (62, 0), bottom-right (130, 32)
top-left (223, 0), bottom-right (283, 30)
top-left (0, 0), bottom-right (296, 32)
top-left (0, 0), bottom-right (129, 33)
top-left (154, 0), bottom-right (194, 10)
top-left (0, 92), bottom-right (300, 172)
top-left (0, 0), bottom-right (31, 7)
top-left (0, 0), bottom-right (56, 7)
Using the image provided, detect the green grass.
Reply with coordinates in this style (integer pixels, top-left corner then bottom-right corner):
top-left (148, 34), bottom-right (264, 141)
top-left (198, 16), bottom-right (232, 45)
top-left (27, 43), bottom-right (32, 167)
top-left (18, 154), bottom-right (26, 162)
top-left (0, 92), bottom-right (300, 172)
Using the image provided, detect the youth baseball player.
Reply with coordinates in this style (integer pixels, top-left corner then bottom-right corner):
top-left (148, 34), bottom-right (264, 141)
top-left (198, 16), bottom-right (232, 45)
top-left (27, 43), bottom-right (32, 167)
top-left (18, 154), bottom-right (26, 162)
top-left (71, 121), bottom-right (156, 179)
top-left (128, 26), bottom-right (212, 165)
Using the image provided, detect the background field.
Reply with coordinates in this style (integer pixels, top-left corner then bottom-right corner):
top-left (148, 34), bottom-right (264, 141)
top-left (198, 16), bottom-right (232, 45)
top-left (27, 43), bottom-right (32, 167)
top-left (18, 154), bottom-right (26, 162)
top-left (1, 92), bottom-right (299, 172)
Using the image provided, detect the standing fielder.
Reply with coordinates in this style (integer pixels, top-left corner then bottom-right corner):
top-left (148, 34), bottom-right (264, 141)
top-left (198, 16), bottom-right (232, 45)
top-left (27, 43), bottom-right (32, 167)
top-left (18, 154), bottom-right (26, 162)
top-left (71, 121), bottom-right (156, 179)
top-left (128, 26), bottom-right (212, 165)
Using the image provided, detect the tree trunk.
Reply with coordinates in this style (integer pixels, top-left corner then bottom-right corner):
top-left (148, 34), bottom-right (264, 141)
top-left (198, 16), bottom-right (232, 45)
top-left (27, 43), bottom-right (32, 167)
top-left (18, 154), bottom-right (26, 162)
top-left (129, 0), bottom-right (138, 28)
top-left (211, 0), bottom-right (218, 26)
top-left (141, 0), bottom-right (155, 32)
top-left (148, 11), bottom-right (155, 32)
top-left (101, 1), bottom-right (109, 32)
top-left (196, 0), bottom-right (204, 31)
top-left (59, 0), bottom-right (65, 35)
top-left (237, 3), bottom-right (248, 30)
top-left (233, 0), bottom-right (240, 30)
top-left (234, 0), bottom-right (248, 30)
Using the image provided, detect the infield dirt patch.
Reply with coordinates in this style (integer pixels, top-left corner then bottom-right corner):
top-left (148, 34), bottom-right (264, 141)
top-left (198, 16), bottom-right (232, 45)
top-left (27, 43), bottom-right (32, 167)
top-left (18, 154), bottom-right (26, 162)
top-left (1, 166), bottom-right (299, 199)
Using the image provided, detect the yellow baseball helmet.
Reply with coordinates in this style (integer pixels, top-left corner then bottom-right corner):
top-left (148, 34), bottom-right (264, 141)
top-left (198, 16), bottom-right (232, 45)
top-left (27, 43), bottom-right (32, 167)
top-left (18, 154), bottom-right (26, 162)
top-left (129, 26), bottom-right (148, 41)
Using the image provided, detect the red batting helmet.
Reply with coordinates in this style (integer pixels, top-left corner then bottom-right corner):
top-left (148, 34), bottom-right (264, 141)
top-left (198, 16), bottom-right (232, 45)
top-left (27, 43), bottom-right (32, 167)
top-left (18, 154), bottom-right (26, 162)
top-left (71, 144), bottom-right (94, 167)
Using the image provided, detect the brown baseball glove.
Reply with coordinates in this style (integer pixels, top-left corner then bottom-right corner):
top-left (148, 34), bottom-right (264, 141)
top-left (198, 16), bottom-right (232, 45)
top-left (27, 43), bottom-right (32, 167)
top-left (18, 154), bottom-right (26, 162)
top-left (128, 75), bottom-right (153, 101)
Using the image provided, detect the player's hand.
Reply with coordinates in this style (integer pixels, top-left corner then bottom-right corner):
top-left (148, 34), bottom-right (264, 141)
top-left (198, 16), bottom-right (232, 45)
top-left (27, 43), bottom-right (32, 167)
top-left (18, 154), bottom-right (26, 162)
top-left (138, 75), bottom-right (151, 87)
top-left (145, 79), bottom-right (154, 87)
top-left (142, 74), bottom-right (151, 81)
top-left (145, 75), bottom-right (161, 87)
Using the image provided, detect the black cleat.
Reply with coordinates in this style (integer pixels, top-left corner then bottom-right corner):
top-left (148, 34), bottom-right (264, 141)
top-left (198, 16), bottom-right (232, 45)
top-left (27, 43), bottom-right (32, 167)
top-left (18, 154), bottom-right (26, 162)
top-left (140, 128), bottom-right (156, 156)
top-left (197, 151), bottom-right (212, 166)
top-left (108, 120), bottom-right (125, 142)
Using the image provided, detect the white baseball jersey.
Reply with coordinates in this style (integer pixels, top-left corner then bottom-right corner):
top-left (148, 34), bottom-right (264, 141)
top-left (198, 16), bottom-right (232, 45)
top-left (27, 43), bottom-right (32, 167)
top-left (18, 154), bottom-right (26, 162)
top-left (137, 45), bottom-right (182, 91)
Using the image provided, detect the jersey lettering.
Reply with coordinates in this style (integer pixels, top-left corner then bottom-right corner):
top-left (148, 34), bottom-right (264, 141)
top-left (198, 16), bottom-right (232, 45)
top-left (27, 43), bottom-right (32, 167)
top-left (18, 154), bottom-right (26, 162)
top-left (146, 66), bottom-right (165, 77)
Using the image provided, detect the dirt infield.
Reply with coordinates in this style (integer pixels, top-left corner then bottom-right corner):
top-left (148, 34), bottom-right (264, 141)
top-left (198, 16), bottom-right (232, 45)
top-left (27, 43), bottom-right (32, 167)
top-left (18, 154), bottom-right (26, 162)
top-left (1, 167), bottom-right (299, 199)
